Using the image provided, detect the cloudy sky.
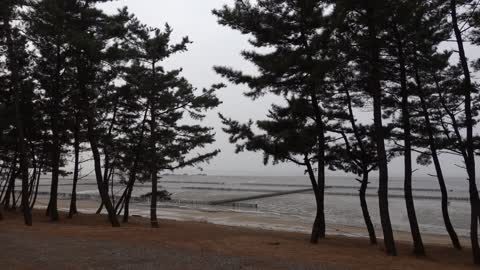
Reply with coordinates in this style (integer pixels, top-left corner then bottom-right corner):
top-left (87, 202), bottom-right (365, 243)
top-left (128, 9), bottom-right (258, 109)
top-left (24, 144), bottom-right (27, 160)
top-left (99, 0), bottom-right (473, 178)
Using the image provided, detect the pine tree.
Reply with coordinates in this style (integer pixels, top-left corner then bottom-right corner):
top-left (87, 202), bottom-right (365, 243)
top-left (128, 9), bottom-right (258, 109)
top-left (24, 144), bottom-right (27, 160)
top-left (121, 23), bottom-right (221, 227)
top-left (325, 65), bottom-right (380, 245)
top-left (449, 0), bottom-right (480, 263)
top-left (213, 0), bottom-right (341, 242)
top-left (0, 0), bottom-right (33, 225)
top-left (332, 0), bottom-right (398, 255)
top-left (27, 0), bottom-right (76, 221)
top-left (382, 1), bottom-right (427, 255)
top-left (66, 0), bottom-right (131, 227)
top-left (391, 0), bottom-right (462, 251)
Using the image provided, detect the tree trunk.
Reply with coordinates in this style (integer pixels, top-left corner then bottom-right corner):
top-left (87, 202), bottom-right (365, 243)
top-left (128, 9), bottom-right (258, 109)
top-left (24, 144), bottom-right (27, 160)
top-left (299, 20), bottom-right (327, 242)
top-left (2, 154), bottom-right (17, 207)
top-left (344, 85), bottom-right (377, 245)
top-left (120, 102), bottom-right (150, 223)
top-left (366, 2), bottom-right (396, 256)
top-left (75, 0), bottom-right (119, 227)
top-left (0, 161), bottom-right (13, 202)
top-left (397, 38), bottom-right (424, 255)
top-left (416, 68), bottom-right (461, 250)
top-left (149, 63), bottom-right (159, 228)
top-left (150, 169), bottom-right (159, 228)
top-left (123, 185), bottom-right (133, 223)
top-left (316, 124), bottom-right (326, 241)
top-left (68, 117), bottom-right (81, 218)
top-left (115, 187), bottom-right (127, 215)
top-left (450, 0), bottom-right (480, 263)
top-left (85, 112), bottom-right (120, 227)
top-left (47, 122), bottom-right (60, 221)
top-left (47, 42), bottom-right (64, 222)
top-left (304, 155), bottom-right (324, 243)
top-left (359, 172), bottom-right (377, 245)
top-left (27, 148), bottom-right (37, 200)
top-left (110, 167), bottom-right (115, 206)
top-left (30, 163), bottom-right (41, 210)
top-left (97, 102), bottom-right (119, 215)
top-left (308, 92), bottom-right (326, 242)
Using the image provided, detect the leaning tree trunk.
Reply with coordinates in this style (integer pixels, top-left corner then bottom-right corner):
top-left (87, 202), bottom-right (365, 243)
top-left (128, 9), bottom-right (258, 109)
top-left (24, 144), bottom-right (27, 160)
top-left (5, 171), bottom-right (19, 210)
top-left (345, 86), bottom-right (377, 245)
top-left (85, 114), bottom-right (120, 227)
top-left (77, 66), bottom-right (120, 226)
top-left (366, 2), bottom-right (396, 255)
top-left (4, 10), bottom-right (32, 225)
top-left (118, 96), bottom-right (150, 223)
top-left (451, 0), bottom-right (480, 263)
top-left (75, 0), bottom-right (119, 227)
top-left (30, 163), bottom-right (42, 210)
top-left (359, 171), bottom-right (377, 245)
top-left (304, 155), bottom-right (324, 243)
top-left (96, 102), bottom-right (119, 215)
top-left (2, 158), bottom-right (17, 209)
top-left (416, 68), bottom-right (461, 250)
top-left (397, 38), bottom-right (424, 255)
top-left (421, 96), bottom-right (461, 249)
top-left (0, 158), bottom-right (14, 202)
top-left (118, 162), bottom-right (142, 222)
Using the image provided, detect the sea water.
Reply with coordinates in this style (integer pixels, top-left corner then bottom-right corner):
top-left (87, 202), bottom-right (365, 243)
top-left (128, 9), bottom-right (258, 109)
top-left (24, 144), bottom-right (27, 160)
top-left (32, 174), bottom-right (472, 237)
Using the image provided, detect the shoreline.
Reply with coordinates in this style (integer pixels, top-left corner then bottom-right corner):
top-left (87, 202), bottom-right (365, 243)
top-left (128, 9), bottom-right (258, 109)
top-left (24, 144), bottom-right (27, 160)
top-left (0, 208), bottom-right (477, 269)
top-left (30, 195), bottom-right (468, 246)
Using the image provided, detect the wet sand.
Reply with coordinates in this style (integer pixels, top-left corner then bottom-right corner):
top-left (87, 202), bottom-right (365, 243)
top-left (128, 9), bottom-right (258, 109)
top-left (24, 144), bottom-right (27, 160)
top-left (0, 208), bottom-right (477, 270)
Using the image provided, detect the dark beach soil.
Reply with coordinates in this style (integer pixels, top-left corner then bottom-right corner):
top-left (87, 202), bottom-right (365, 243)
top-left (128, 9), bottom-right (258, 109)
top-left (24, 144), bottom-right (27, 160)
top-left (0, 209), bottom-right (475, 270)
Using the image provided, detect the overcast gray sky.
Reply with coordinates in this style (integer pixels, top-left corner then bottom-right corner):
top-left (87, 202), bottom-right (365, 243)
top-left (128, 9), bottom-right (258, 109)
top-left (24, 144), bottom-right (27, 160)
top-left (99, 0), bottom-right (474, 178)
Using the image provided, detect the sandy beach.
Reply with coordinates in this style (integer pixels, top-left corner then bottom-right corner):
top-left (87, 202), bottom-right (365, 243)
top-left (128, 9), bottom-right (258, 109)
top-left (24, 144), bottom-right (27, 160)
top-left (0, 205), bottom-right (477, 270)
